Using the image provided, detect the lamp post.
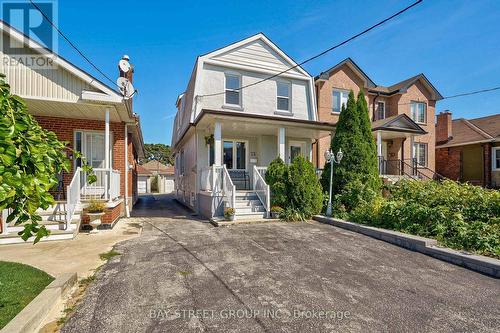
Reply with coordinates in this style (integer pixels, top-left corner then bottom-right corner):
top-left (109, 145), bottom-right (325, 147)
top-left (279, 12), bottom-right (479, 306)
top-left (324, 148), bottom-right (343, 217)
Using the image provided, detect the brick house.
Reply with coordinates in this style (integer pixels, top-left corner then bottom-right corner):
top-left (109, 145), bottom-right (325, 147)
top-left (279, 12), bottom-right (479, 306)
top-left (313, 58), bottom-right (443, 180)
top-left (0, 20), bottom-right (145, 243)
top-left (436, 112), bottom-right (500, 187)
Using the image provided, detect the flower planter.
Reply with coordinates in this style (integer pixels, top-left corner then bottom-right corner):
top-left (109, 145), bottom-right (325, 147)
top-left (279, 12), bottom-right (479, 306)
top-left (87, 212), bottom-right (105, 234)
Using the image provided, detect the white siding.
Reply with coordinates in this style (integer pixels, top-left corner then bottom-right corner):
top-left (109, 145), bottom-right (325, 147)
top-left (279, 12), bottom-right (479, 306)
top-left (0, 31), bottom-right (98, 102)
top-left (212, 40), bottom-right (302, 75)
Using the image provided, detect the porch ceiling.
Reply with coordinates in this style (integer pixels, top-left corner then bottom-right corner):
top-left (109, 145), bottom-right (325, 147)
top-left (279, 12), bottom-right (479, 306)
top-left (24, 98), bottom-right (124, 122)
top-left (196, 109), bottom-right (334, 139)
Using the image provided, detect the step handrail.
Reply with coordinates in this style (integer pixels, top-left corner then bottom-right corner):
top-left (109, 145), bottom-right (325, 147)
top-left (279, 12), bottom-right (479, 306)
top-left (253, 165), bottom-right (270, 217)
top-left (66, 167), bottom-right (81, 228)
top-left (221, 165), bottom-right (236, 209)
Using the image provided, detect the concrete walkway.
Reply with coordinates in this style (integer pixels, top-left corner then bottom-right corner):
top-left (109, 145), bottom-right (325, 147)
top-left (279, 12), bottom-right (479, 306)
top-left (62, 195), bottom-right (500, 333)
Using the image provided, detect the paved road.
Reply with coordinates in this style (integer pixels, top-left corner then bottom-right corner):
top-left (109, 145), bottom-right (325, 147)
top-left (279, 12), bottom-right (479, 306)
top-left (63, 194), bottom-right (500, 332)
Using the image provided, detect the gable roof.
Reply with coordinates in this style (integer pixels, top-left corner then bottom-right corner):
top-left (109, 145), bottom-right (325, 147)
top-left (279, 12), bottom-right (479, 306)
top-left (199, 32), bottom-right (311, 78)
top-left (315, 58), bottom-right (376, 87)
top-left (436, 114), bottom-right (500, 148)
top-left (137, 164), bottom-right (153, 176)
top-left (371, 114), bottom-right (427, 135)
top-left (315, 58), bottom-right (443, 101)
top-left (0, 19), bottom-right (123, 103)
top-left (369, 74), bottom-right (443, 100)
top-left (142, 160), bottom-right (174, 175)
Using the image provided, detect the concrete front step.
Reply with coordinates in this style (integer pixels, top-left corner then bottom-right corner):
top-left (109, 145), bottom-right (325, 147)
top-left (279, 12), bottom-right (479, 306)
top-left (234, 212), bottom-right (267, 219)
top-left (0, 229), bottom-right (76, 245)
top-left (236, 206), bottom-right (266, 214)
top-left (7, 222), bottom-right (78, 233)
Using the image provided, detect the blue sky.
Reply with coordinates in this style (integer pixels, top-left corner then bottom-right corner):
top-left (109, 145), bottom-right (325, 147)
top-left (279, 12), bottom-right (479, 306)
top-left (13, 0), bottom-right (500, 144)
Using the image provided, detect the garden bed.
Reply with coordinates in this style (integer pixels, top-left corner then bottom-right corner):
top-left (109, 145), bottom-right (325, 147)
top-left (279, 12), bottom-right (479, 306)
top-left (0, 261), bottom-right (54, 329)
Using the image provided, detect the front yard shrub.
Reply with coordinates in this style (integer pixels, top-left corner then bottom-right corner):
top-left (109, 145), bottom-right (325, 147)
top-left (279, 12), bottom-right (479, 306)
top-left (266, 156), bottom-right (323, 221)
top-left (265, 157), bottom-right (288, 207)
top-left (348, 180), bottom-right (500, 258)
top-left (286, 156), bottom-right (323, 219)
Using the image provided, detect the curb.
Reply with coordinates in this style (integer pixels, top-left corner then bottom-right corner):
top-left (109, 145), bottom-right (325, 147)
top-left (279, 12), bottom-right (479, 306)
top-left (313, 215), bottom-right (500, 278)
top-left (1, 273), bottom-right (78, 333)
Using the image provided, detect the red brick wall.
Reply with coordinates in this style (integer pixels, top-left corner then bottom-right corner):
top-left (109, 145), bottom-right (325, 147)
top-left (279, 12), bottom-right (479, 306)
top-left (436, 147), bottom-right (461, 181)
top-left (82, 202), bottom-right (123, 225)
top-left (34, 115), bottom-right (139, 200)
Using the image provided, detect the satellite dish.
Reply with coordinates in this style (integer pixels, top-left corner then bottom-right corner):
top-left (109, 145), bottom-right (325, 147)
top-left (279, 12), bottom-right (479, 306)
top-left (116, 77), bottom-right (135, 99)
top-left (119, 59), bottom-right (131, 73)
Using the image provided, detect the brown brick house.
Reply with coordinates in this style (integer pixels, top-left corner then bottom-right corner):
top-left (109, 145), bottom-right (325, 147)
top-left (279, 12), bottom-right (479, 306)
top-left (0, 20), bottom-right (144, 243)
top-left (313, 58), bottom-right (443, 179)
top-left (436, 112), bottom-right (500, 187)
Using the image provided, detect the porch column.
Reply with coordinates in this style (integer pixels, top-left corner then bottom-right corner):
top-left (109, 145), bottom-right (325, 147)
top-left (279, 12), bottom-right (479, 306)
top-left (105, 108), bottom-right (110, 201)
top-left (410, 135), bottom-right (416, 175)
top-left (377, 130), bottom-right (382, 174)
top-left (278, 127), bottom-right (285, 161)
top-left (214, 122), bottom-right (222, 166)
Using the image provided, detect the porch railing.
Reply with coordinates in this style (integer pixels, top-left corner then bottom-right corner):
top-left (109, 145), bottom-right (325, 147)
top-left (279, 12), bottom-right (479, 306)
top-left (66, 167), bottom-right (81, 226)
top-left (253, 165), bottom-right (270, 217)
top-left (109, 170), bottom-right (121, 201)
top-left (81, 168), bottom-right (121, 201)
top-left (199, 165), bottom-right (236, 209)
top-left (222, 165), bottom-right (236, 209)
top-left (378, 157), bottom-right (445, 181)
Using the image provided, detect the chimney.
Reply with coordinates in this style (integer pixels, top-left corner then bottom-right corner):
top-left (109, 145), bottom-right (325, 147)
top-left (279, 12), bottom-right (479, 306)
top-left (436, 110), bottom-right (452, 144)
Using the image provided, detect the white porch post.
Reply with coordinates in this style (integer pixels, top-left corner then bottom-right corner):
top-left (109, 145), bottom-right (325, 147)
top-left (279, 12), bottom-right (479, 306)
top-left (278, 127), bottom-right (285, 161)
top-left (105, 108), bottom-right (110, 201)
top-left (377, 130), bottom-right (383, 174)
top-left (1, 209), bottom-right (8, 235)
top-left (214, 121), bottom-right (222, 166)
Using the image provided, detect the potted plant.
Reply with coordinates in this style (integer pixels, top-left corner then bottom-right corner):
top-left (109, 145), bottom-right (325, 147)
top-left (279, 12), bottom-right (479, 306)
top-left (270, 206), bottom-right (283, 219)
top-left (224, 207), bottom-right (235, 221)
top-left (86, 200), bottom-right (106, 233)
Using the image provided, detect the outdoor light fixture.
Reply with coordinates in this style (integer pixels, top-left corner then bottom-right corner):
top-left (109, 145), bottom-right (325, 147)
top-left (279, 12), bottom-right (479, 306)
top-left (324, 148), bottom-right (343, 217)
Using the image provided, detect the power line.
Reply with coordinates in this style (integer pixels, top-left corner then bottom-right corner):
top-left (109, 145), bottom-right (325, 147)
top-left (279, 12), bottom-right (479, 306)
top-left (199, 0), bottom-right (423, 98)
top-left (28, 0), bottom-right (119, 88)
top-left (442, 86), bottom-right (500, 100)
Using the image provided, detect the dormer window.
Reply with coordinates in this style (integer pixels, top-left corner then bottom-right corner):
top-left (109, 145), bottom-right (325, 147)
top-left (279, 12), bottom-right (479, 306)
top-left (225, 73), bottom-right (241, 106)
top-left (276, 81), bottom-right (291, 112)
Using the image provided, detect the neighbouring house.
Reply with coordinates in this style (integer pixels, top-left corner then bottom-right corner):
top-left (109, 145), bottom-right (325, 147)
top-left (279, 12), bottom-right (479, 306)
top-left (435, 112), bottom-right (500, 187)
top-left (0, 20), bottom-right (145, 244)
top-left (137, 160), bottom-right (175, 194)
top-left (313, 58), bottom-right (443, 181)
top-left (171, 33), bottom-right (334, 220)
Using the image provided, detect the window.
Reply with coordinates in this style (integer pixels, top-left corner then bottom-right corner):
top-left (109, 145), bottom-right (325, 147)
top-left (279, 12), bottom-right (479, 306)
top-left (411, 102), bottom-right (426, 123)
top-left (376, 101), bottom-right (385, 120)
top-left (74, 131), bottom-right (113, 169)
top-left (493, 147), bottom-right (500, 171)
top-left (276, 81), bottom-right (291, 111)
top-left (222, 140), bottom-right (247, 170)
top-left (225, 73), bottom-right (241, 106)
top-left (413, 143), bottom-right (427, 166)
top-left (332, 89), bottom-right (348, 113)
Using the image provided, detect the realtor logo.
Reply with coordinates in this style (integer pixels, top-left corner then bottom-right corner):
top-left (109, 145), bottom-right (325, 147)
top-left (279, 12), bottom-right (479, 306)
top-left (1, 0), bottom-right (58, 68)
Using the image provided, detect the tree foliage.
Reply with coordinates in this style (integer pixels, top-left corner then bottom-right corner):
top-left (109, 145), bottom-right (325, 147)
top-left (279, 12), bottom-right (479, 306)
top-left (265, 157), bottom-right (287, 207)
top-left (144, 143), bottom-right (173, 165)
top-left (320, 90), bottom-right (381, 212)
top-left (0, 74), bottom-right (94, 243)
top-left (0, 75), bottom-right (69, 242)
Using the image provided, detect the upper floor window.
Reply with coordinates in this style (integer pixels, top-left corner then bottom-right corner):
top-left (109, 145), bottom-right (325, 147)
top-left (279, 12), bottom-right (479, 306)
top-left (376, 101), bottom-right (385, 120)
top-left (411, 101), bottom-right (426, 123)
top-left (332, 89), bottom-right (348, 113)
top-left (413, 142), bottom-right (427, 167)
top-left (225, 73), bottom-right (241, 106)
top-left (276, 81), bottom-right (291, 112)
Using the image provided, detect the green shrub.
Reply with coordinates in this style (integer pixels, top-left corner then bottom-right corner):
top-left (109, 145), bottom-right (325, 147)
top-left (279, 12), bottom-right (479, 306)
top-left (286, 156), bottom-right (323, 218)
top-left (349, 179), bottom-right (500, 258)
top-left (151, 175), bottom-right (159, 192)
top-left (265, 157), bottom-right (288, 207)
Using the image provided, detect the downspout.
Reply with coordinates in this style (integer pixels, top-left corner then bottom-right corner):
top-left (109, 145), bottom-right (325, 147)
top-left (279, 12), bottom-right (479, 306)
top-left (372, 92), bottom-right (380, 121)
top-left (124, 124), bottom-right (130, 217)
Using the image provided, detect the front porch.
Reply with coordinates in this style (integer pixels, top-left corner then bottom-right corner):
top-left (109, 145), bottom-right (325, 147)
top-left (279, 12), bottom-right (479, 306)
top-left (194, 111), bottom-right (334, 219)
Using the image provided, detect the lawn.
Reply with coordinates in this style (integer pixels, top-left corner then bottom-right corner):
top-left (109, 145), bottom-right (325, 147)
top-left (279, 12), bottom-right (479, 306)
top-left (0, 261), bottom-right (54, 329)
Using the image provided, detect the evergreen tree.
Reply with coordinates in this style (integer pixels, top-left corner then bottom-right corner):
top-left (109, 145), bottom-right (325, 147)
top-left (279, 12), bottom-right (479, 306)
top-left (320, 90), bottom-right (381, 211)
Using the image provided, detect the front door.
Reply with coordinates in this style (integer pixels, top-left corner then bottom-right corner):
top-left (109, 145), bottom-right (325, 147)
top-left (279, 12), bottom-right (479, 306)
top-left (222, 140), bottom-right (247, 170)
top-left (288, 141), bottom-right (306, 163)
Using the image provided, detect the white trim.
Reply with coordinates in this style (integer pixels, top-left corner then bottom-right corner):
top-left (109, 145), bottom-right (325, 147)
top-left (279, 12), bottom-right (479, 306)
top-left (332, 88), bottom-right (349, 113)
top-left (73, 129), bottom-right (114, 171)
top-left (492, 147), bottom-right (500, 171)
top-left (413, 142), bottom-right (428, 167)
top-left (278, 127), bottom-right (286, 160)
top-left (81, 91), bottom-right (123, 104)
top-left (410, 101), bottom-right (427, 124)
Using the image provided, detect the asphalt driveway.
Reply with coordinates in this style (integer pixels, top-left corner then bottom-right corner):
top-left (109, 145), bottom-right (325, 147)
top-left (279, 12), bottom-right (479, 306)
top-left (63, 195), bottom-right (500, 332)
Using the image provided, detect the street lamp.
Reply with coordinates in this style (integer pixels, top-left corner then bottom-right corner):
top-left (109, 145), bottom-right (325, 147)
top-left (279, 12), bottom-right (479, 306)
top-left (324, 148), bottom-right (343, 217)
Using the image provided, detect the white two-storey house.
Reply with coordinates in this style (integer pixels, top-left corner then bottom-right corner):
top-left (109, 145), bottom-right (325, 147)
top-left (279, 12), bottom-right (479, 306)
top-left (171, 33), bottom-right (334, 220)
